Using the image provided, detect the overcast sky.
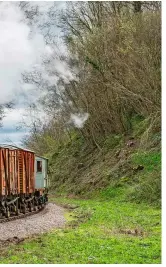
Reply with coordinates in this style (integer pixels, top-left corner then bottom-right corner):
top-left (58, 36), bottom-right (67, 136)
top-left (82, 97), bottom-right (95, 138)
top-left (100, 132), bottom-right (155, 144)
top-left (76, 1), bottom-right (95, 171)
top-left (0, 109), bottom-right (26, 146)
top-left (0, 1), bottom-right (66, 146)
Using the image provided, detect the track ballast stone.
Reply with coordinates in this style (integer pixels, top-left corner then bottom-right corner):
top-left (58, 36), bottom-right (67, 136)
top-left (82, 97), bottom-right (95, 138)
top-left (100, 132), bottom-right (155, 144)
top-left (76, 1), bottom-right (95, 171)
top-left (0, 203), bottom-right (65, 241)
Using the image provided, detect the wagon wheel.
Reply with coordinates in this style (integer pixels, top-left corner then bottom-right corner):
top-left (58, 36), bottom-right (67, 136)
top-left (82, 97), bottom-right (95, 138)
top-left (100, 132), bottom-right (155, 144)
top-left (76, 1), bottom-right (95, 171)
top-left (38, 202), bottom-right (43, 210)
top-left (33, 201), bottom-right (37, 211)
top-left (33, 206), bottom-right (37, 211)
top-left (29, 203), bottom-right (32, 212)
top-left (5, 208), bottom-right (10, 218)
top-left (22, 204), bottom-right (26, 214)
top-left (16, 208), bottom-right (20, 216)
top-left (15, 199), bottom-right (20, 215)
top-left (13, 205), bottom-right (16, 213)
top-left (36, 199), bottom-right (41, 210)
top-left (1, 210), bottom-right (5, 217)
top-left (33, 199), bottom-right (38, 211)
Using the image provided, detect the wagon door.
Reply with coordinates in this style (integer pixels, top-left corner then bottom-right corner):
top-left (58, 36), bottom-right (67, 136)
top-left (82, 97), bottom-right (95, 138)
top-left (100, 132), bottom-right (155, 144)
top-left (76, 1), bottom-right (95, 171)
top-left (9, 149), bottom-right (18, 195)
top-left (0, 148), bottom-right (10, 196)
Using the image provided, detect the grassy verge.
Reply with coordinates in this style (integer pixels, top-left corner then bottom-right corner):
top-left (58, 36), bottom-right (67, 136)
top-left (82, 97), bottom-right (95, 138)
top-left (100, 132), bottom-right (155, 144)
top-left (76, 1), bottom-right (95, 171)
top-left (0, 188), bottom-right (161, 264)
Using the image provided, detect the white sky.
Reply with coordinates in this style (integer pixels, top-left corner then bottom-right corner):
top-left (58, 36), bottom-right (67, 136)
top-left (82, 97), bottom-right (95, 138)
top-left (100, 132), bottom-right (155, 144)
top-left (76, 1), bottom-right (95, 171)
top-left (0, 108), bottom-right (28, 146)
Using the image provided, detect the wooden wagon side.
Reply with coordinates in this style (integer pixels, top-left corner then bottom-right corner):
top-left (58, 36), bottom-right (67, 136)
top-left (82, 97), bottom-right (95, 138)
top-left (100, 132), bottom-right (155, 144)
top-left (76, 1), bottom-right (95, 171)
top-left (0, 147), bottom-right (19, 197)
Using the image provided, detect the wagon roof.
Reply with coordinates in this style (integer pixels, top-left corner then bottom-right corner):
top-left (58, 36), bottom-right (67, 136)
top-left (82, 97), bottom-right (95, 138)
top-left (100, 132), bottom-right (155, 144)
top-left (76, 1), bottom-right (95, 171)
top-left (36, 155), bottom-right (49, 160)
top-left (0, 144), bottom-right (35, 153)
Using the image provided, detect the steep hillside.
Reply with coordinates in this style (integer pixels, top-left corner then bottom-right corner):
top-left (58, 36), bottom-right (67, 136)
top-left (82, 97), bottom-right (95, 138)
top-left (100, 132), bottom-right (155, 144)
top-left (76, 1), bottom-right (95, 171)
top-left (21, 2), bottom-right (161, 208)
top-left (49, 117), bottom-right (161, 206)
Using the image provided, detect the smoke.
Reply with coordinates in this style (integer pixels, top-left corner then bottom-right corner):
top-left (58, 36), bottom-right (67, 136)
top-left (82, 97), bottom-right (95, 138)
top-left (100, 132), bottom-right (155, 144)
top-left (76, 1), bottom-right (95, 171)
top-left (0, 2), bottom-right (43, 103)
top-left (70, 113), bottom-right (89, 128)
top-left (0, 1), bottom-right (81, 145)
top-left (0, 1), bottom-right (72, 105)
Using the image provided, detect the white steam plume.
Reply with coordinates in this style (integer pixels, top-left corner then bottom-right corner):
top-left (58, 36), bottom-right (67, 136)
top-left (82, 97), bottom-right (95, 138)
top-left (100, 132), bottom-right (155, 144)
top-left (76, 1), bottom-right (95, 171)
top-left (0, 2), bottom-right (73, 105)
top-left (70, 113), bottom-right (89, 128)
top-left (0, 2), bottom-right (47, 104)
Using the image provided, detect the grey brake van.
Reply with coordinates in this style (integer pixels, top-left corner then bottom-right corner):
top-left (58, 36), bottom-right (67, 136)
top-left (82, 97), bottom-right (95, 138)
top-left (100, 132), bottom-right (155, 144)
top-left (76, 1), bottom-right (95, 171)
top-left (35, 156), bottom-right (49, 189)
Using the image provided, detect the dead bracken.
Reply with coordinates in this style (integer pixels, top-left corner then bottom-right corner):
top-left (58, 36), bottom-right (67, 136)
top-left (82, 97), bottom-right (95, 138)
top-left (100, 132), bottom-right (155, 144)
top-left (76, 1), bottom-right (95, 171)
top-left (118, 228), bottom-right (145, 236)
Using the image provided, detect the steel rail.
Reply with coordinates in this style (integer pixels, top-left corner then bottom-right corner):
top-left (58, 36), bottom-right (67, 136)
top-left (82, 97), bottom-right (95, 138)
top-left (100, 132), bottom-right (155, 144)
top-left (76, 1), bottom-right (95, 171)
top-left (0, 204), bottom-right (47, 223)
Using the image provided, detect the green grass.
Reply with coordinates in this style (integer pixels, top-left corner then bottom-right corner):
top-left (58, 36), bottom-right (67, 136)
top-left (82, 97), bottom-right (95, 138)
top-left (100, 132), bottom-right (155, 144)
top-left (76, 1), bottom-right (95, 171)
top-left (0, 188), bottom-right (161, 264)
top-left (129, 151), bottom-right (161, 205)
top-left (131, 151), bottom-right (161, 172)
top-left (1, 131), bottom-right (159, 264)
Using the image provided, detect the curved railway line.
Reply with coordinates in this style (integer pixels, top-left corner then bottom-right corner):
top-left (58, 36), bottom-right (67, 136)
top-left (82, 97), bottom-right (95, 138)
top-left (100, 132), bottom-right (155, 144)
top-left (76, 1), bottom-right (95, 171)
top-left (0, 203), bottom-right (65, 242)
top-left (0, 204), bottom-right (47, 223)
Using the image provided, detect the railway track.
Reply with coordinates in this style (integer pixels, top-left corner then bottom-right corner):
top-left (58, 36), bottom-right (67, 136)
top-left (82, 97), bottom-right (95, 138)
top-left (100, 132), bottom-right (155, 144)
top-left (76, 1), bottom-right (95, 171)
top-left (0, 204), bottom-right (47, 223)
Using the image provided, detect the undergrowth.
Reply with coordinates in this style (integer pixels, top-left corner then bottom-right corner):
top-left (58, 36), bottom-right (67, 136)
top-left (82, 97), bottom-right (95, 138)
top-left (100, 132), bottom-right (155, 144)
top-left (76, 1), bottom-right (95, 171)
top-left (48, 116), bottom-right (161, 207)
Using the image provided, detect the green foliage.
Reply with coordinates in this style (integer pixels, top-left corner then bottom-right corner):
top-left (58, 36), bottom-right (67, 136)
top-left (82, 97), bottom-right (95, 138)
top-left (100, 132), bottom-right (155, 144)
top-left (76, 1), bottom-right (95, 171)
top-left (130, 115), bottom-right (145, 135)
top-left (104, 134), bottom-right (122, 150)
top-left (48, 125), bottom-right (161, 206)
top-left (85, 56), bottom-right (101, 71)
top-left (22, 1), bottom-right (161, 207)
top-left (100, 186), bottom-right (127, 200)
top-left (128, 151), bottom-right (161, 206)
top-left (117, 177), bottom-right (130, 186)
top-left (131, 151), bottom-right (161, 172)
top-left (0, 194), bottom-right (161, 264)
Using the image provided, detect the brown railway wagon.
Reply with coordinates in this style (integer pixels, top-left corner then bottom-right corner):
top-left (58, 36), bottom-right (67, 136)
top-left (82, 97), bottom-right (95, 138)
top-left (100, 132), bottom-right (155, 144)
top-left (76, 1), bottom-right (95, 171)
top-left (0, 145), bottom-right (48, 218)
top-left (0, 146), bottom-right (35, 196)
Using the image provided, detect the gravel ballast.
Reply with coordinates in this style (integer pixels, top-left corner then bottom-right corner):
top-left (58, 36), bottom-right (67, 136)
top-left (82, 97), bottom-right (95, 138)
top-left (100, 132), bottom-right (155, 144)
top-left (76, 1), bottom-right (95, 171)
top-left (0, 203), bottom-right (66, 241)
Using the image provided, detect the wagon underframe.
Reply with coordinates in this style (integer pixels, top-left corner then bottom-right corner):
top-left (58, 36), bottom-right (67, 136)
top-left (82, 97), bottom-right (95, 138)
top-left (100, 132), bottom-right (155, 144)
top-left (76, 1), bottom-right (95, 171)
top-left (0, 192), bottom-right (48, 218)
